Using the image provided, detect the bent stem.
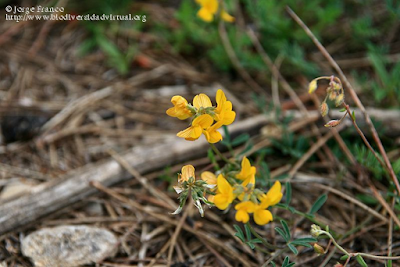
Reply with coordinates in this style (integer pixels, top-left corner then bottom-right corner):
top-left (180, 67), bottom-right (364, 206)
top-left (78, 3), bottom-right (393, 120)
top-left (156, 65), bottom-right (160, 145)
top-left (316, 228), bottom-right (400, 261)
top-left (343, 103), bottom-right (386, 169)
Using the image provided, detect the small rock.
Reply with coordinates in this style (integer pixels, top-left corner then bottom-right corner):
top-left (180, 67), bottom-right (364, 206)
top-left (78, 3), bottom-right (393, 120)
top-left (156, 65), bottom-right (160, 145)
top-left (21, 225), bottom-right (118, 267)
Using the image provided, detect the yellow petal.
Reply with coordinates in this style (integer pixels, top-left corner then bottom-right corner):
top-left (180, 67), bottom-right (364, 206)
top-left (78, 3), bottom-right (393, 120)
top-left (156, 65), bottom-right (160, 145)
top-left (242, 175), bottom-right (255, 188)
top-left (235, 201), bottom-right (255, 213)
top-left (236, 157), bottom-right (256, 180)
top-left (166, 107), bottom-right (178, 117)
top-left (204, 130), bottom-right (222, 143)
top-left (217, 174), bottom-right (232, 195)
top-left (180, 165), bottom-right (195, 182)
top-left (192, 114), bottom-right (213, 129)
top-left (221, 110), bottom-right (236, 125)
top-left (308, 79), bottom-right (317, 94)
top-left (166, 96), bottom-right (192, 120)
top-left (176, 125), bottom-right (202, 140)
top-left (197, 8), bottom-right (213, 22)
top-left (266, 181), bottom-right (283, 206)
top-left (235, 209), bottom-right (250, 223)
top-left (215, 89), bottom-right (226, 114)
top-left (201, 171), bottom-right (217, 185)
top-left (254, 209), bottom-right (273, 225)
top-left (202, 0), bottom-right (218, 13)
top-left (171, 95), bottom-right (188, 106)
top-left (221, 10), bottom-right (235, 23)
top-left (203, 122), bottom-right (223, 143)
top-left (193, 94), bottom-right (212, 109)
top-left (214, 194), bottom-right (230, 210)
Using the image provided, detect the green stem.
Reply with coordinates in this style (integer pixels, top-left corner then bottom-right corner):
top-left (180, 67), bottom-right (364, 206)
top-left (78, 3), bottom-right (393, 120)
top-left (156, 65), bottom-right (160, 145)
top-left (210, 143), bottom-right (237, 166)
top-left (275, 204), bottom-right (325, 227)
top-left (261, 247), bottom-right (290, 267)
top-left (246, 222), bottom-right (277, 250)
top-left (318, 229), bottom-right (400, 261)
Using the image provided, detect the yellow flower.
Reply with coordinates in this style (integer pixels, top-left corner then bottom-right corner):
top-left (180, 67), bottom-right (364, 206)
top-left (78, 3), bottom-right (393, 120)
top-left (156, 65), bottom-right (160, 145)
top-left (196, 0), bottom-right (235, 23)
top-left (234, 201), bottom-right (255, 223)
top-left (193, 93), bottom-right (212, 110)
top-left (236, 157), bottom-right (256, 185)
top-left (253, 205), bottom-right (273, 225)
top-left (166, 96), bottom-right (193, 120)
top-left (203, 121), bottom-right (223, 143)
top-left (254, 181), bottom-right (282, 225)
top-left (177, 114), bottom-right (213, 141)
top-left (201, 171), bottom-right (217, 185)
top-left (213, 174), bottom-right (235, 210)
top-left (201, 171), bottom-right (217, 202)
top-left (178, 165), bottom-right (195, 183)
top-left (215, 89), bottom-right (236, 125)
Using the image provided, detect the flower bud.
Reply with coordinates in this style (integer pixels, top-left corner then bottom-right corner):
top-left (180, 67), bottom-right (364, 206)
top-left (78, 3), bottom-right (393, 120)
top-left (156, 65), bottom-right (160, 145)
top-left (335, 93), bottom-right (344, 107)
top-left (308, 79), bottom-right (318, 94)
top-left (313, 243), bottom-right (325, 255)
top-left (320, 102), bottom-right (329, 117)
top-left (332, 81), bottom-right (341, 91)
top-left (311, 224), bottom-right (322, 237)
top-left (329, 91), bottom-right (337, 100)
top-left (324, 120), bottom-right (341, 128)
top-left (334, 263), bottom-right (344, 267)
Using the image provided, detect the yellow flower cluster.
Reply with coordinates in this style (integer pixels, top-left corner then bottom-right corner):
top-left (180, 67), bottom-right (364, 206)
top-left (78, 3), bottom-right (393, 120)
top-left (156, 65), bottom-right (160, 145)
top-left (166, 89), bottom-right (236, 143)
top-left (195, 0), bottom-right (235, 23)
top-left (200, 157), bottom-right (283, 226)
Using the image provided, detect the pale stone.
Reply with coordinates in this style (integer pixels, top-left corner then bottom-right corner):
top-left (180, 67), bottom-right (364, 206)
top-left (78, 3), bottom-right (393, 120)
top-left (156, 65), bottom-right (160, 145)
top-left (21, 225), bottom-right (118, 267)
top-left (0, 180), bottom-right (35, 200)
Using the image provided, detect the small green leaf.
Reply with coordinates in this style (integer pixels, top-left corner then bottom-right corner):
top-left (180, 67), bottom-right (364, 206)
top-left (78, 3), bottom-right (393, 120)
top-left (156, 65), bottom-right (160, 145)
top-left (290, 241), bottom-right (312, 248)
top-left (233, 225), bottom-right (245, 242)
top-left (282, 256), bottom-right (290, 266)
top-left (285, 182), bottom-right (292, 205)
top-left (339, 107), bottom-right (346, 112)
top-left (231, 133), bottom-right (250, 146)
top-left (246, 241), bottom-right (256, 249)
top-left (356, 255), bottom-right (368, 267)
top-left (250, 238), bottom-right (263, 244)
top-left (292, 237), bottom-right (317, 243)
top-left (288, 243), bottom-right (298, 255)
top-left (309, 194), bottom-right (328, 215)
top-left (238, 140), bottom-right (254, 157)
top-left (340, 255), bottom-right (349, 260)
top-left (281, 220), bottom-right (291, 240)
top-left (270, 261), bottom-right (276, 267)
top-left (223, 126), bottom-right (231, 143)
top-left (352, 111), bottom-right (356, 121)
top-left (275, 227), bottom-right (289, 242)
top-left (244, 223), bottom-right (252, 240)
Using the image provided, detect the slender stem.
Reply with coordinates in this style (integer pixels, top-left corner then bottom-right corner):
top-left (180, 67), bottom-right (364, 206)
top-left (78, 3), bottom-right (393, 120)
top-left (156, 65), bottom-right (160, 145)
top-left (246, 222), bottom-right (277, 250)
top-left (276, 204), bottom-right (325, 227)
top-left (210, 143), bottom-right (237, 166)
top-left (355, 253), bottom-right (400, 260)
top-left (344, 103), bottom-right (386, 169)
top-left (320, 231), bottom-right (350, 256)
top-left (318, 229), bottom-right (400, 261)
